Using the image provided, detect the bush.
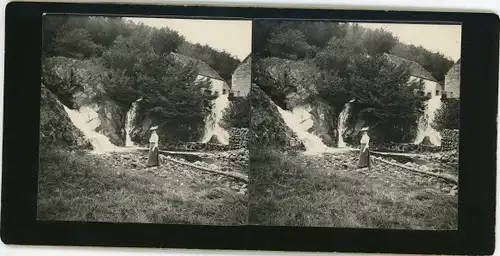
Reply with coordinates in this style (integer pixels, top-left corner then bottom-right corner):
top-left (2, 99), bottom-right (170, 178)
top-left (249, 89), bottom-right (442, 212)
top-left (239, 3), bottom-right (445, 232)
top-left (432, 98), bottom-right (460, 130)
top-left (221, 96), bottom-right (250, 129)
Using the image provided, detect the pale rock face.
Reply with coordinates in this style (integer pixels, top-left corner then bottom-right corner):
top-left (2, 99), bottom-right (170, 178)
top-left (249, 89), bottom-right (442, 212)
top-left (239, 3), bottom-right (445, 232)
top-left (42, 56), bottom-right (127, 146)
top-left (258, 58), bottom-right (338, 147)
top-left (249, 84), bottom-right (305, 150)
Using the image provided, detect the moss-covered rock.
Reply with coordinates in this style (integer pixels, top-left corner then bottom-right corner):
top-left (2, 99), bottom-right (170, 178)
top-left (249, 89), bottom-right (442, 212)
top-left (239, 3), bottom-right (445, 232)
top-left (42, 56), bottom-right (127, 146)
top-left (42, 56), bottom-right (107, 108)
top-left (40, 84), bottom-right (92, 149)
top-left (249, 84), bottom-right (304, 150)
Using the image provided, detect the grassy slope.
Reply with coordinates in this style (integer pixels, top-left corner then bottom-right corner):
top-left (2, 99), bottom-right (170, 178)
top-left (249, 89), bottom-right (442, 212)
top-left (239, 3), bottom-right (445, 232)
top-left (37, 149), bottom-right (247, 225)
top-left (248, 149), bottom-right (457, 230)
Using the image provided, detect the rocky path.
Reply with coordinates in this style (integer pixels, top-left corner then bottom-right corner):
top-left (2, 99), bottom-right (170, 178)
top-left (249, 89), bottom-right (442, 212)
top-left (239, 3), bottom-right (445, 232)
top-left (297, 150), bottom-right (459, 196)
top-left (97, 149), bottom-right (248, 195)
top-left (91, 148), bottom-right (456, 198)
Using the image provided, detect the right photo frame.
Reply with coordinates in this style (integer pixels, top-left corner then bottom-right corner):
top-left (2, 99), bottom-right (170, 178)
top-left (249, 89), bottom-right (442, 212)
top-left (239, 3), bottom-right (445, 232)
top-left (248, 20), bottom-right (461, 230)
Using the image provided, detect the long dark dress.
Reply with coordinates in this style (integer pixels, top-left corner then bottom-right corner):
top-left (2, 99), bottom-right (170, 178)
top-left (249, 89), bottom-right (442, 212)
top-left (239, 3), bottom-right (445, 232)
top-left (357, 143), bottom-right (371, 168)
top-left (147, 142), bottom-right (160, 167)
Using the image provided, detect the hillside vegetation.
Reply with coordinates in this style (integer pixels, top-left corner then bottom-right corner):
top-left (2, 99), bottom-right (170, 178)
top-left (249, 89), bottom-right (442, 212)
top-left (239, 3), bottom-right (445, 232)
top-left (42, 16), bottom-right (242, 146)
top-left (253, 21), bottom-right (458, 145)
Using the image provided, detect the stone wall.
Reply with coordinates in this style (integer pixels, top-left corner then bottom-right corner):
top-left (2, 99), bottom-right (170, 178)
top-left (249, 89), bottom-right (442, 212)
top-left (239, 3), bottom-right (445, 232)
top-left (372, 142), bottom-right (442, 153)
top-left (231, 56), bottom-right (251, 97)
top-left (444, 59), bottom-right (461, 98)
top-left (163, 142), bottom-right (231, 152)
top-left (441, 129), bottom-right (459, 151)
top-left (161, 128), bottom-right (249, 152)
top-left (372, 129), bottom-right (459, 153)
top-left (229, 128), bottom-right (249, 149)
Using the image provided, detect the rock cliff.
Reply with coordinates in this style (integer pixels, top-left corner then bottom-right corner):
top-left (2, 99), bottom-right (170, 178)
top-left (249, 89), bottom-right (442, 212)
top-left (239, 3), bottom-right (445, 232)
top-left (42, 56), bottom-right (127, 146)
top-left (257, 57), bottom-right (339, 146)
top-left (249, 84), bottom-right (304, 150)
top-left (40, 84), bottom-right (92, 149)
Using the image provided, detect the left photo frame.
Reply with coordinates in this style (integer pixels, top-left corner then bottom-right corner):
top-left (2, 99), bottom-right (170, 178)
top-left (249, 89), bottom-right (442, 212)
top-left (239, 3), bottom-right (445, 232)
top-left (39, 15), bottom-right (252, 226)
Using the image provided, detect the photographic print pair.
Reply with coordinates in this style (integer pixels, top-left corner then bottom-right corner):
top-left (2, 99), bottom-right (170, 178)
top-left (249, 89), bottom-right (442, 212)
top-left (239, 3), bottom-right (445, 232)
top-left (39, 15), bottom-right (461, 230)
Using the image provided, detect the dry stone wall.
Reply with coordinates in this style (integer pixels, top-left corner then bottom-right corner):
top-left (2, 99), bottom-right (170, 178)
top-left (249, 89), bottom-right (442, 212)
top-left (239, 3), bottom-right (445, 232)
top-left (441, 129), bottom-right (459, 151)
top-left (372, 143), bottom-right (442, 153)
top-left (229, 128), bottom-right (249, 149)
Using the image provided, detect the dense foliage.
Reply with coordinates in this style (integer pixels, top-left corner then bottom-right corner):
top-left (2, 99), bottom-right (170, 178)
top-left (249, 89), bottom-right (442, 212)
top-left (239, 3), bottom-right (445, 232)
top-left (253, 21), bottom-right (444, 144)
top-left (254, 21), bottom-right (454, 82)
top-left (432, 98), bottom-right (460, 130)
top-left (42, 16), bottom-right (240, 142)
top-left (221, 96), bottom-right (250, 129)
top-left (43, 16), bottom-right (240, 80)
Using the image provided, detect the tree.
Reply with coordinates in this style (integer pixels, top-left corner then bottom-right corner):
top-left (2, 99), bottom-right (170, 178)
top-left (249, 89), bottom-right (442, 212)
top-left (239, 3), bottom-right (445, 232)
top-left (52, 26), bottom-right (104, 58)
top-left (267, 26), bottom-right (317, 59)
top-left (362, 28), bottom-right (399, 55)
top-left (432, 98), bottom-right (460, 130)
top-left (150, 27), bottom-right (185, 55)
top-left (253, 20), bottom-right (286, 58)
top-left (390, 43), bottom-right (454, 82)
top-left (296, 22), bottom-right (346, 48)
top-left (176, 42), bottom-right (240, 81)
top-left (344, 55), bottom-right (428, 143)
top-left (135, 58), bottom-right (213, 142)
top-left (42, 16), bottom-right (70, 56)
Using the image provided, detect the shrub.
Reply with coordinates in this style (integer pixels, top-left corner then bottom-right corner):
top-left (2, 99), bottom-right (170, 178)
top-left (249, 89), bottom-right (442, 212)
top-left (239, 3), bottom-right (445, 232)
top-left (221, 96), bottom-right (250, 129)
top-left (432, 98), bottom-right (460, 130)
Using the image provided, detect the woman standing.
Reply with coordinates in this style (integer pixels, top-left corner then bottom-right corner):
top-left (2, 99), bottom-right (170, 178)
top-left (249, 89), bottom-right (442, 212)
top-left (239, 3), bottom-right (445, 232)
top-left (357, 127), bottom-right (371, 168)
top-left (147, 126), bottom-right (160, 168)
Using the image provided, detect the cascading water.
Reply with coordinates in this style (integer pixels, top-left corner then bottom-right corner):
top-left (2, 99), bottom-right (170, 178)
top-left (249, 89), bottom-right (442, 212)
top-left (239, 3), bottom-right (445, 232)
top-left (62, 105), bottom-right (117, 152)
top-left (414, 95), bottom-right (442, 146)
top-left (274, 103), bottom-right (331, 153)
top-left (125, 98), bottom-right (142, 147)
top-left (201, 94), bottom-right (230, 145)
top-left (337, 99), bottom-right (354, 147)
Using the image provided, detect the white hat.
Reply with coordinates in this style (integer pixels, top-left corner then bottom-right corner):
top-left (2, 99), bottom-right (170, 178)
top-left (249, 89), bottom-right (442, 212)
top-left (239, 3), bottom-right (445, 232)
top-left (150, 126), bottom-right (158, 131)
top-left (360, 127), bottom-right (369, 131)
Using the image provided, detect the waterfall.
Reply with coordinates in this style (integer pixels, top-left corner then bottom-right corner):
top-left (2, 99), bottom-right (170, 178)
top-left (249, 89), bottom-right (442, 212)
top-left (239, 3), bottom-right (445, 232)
top-left (201, 94), bottom-right (230, 145)
top-left (274, 103), bottom-right (331, 153)
top-left (62, 105), bottom-right (117, 152)
top-left (414, 95), bottom-right (442, 146)
top-left (125, 98), bottom-right (142, 147)
top-left (337, 100), bottom-right (354, 147)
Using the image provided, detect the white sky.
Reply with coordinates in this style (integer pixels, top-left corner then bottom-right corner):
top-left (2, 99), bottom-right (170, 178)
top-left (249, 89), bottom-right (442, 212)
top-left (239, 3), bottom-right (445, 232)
top-left (359, 22), bottom-right (462, 62)
top-left (125, 17), bottom-right (252, 61)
